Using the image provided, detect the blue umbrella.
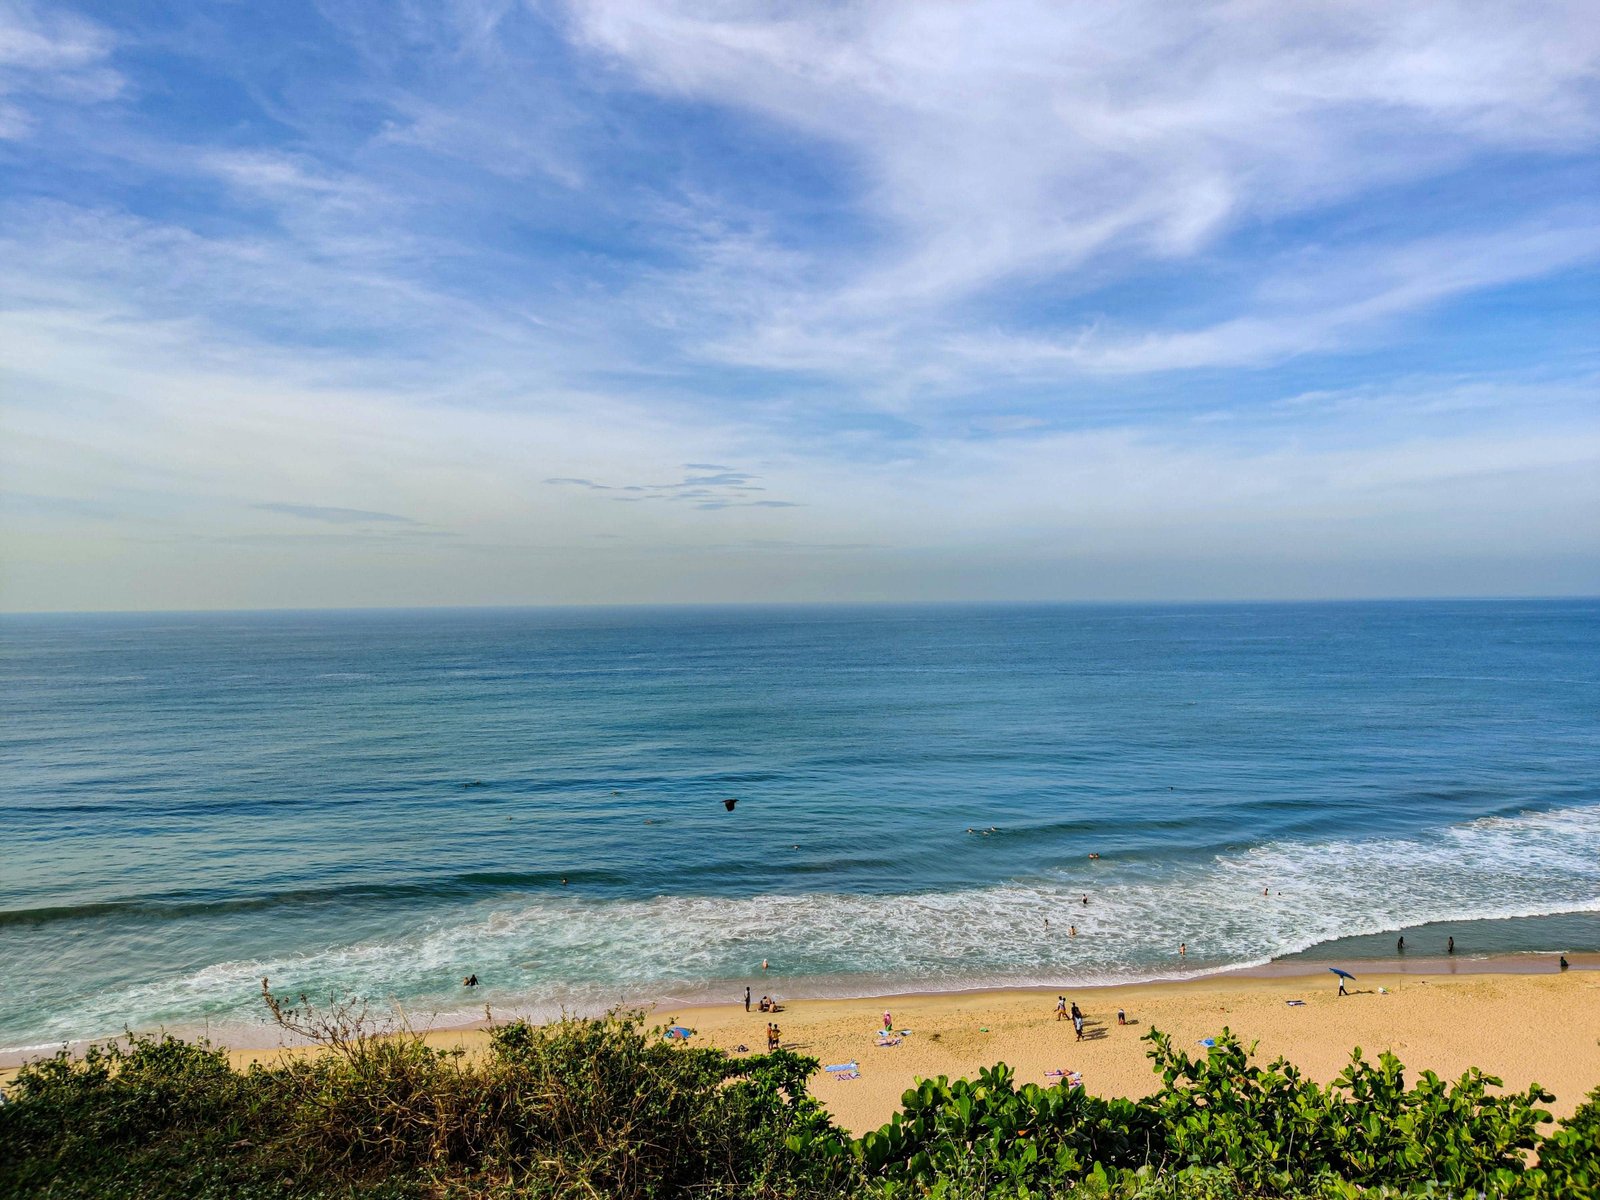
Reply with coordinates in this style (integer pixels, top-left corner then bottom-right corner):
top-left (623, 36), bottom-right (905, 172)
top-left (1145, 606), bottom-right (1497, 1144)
top-left (1329, 968), bottom-right (1356, 980)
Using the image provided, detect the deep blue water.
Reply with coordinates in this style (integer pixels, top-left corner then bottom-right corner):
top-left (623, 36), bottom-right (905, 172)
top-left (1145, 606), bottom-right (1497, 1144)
top-left (3, 600), bottom-right (1598, 1051)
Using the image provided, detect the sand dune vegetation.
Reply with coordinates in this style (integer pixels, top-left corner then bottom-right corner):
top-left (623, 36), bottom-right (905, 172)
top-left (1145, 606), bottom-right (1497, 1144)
top-left (3, 988), bottom-right (1597, 1199)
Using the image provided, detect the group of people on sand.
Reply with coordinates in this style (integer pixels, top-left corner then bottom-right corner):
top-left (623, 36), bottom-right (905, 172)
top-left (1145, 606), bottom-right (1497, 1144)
top-left (1054, 995), bottom-right (1085, 1038)
top-left (1055, 995), bottom-right (1129, 1041)
top-left (744, 986), bottom-right (782, 1013)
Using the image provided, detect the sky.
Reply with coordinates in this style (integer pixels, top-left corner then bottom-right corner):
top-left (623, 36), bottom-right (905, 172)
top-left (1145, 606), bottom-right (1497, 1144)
top-left (1, 0), bottom-right (1597, 611)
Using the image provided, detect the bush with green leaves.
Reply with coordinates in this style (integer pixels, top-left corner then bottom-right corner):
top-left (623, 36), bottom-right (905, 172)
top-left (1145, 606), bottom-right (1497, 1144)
top-left (0, 1006), bottom-right (849, 1200)
top-left (844, 1028), bottom-right (1580, 1199)
top-left (4, 1006), bottom-right (1597, 1199)
top-left (1142, 1028), bottom-right (1554, 1193)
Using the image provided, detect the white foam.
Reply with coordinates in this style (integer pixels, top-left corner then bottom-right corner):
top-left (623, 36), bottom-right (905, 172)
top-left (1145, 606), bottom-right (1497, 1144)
top-left (7, 804), bottom-right (1599, 1054)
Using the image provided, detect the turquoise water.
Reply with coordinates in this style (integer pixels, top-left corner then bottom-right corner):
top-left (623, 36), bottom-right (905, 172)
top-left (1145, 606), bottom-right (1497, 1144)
top-left (2, 600), bottom-right (1597, 1052)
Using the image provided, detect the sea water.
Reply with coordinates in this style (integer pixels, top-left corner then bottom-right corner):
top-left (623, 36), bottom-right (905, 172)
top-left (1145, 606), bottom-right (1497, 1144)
top-left (2, 600), bottom-right (1597, 1053)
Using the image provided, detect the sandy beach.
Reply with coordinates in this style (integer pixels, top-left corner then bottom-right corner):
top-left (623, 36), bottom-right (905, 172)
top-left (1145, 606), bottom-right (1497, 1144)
top-left (207, 961), bottom-right (1600, 1133)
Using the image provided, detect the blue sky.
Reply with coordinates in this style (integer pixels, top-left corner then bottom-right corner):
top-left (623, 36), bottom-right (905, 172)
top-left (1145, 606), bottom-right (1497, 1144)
top-left (1, 0), bottom-right (1597, 610)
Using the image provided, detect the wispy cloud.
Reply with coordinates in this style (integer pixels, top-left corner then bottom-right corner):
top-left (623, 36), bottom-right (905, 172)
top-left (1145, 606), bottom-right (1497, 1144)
top-left (545, 467), bottom-right (799, 509)
top-left (572, 0), bottom-right (1600, 385)
top-left (254, 503), bottom-right (420, 525)
top-left (0, 1), bottom-right (120, 138)
top-left (0, 0), bottom-right (1596, 608)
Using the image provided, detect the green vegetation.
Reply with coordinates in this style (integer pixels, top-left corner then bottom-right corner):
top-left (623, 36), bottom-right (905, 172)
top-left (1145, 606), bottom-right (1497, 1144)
top-left (2, 993), bottom-right (1596, 1199)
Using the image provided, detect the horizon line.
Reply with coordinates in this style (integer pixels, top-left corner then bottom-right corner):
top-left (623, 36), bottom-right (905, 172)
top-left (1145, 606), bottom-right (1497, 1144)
top-left (3, 593), bottom-right (1596, 619)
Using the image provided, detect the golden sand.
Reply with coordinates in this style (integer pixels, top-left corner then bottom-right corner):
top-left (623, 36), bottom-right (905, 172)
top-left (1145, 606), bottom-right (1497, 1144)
top-left (204, 966), bottom-right (1600, 1132)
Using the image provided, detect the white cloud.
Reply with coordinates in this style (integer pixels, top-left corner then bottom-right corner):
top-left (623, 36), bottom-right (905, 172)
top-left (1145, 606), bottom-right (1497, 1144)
top-left (0, 1), bottom-right (119, 138)
top-left (571, 0), bottom-right (1600, 379)
top-left (0, 1), bottom-right (1596, 607)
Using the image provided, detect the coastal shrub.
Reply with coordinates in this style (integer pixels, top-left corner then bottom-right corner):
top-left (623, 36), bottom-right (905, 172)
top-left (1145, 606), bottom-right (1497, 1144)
top-left (849, 1063), bottom-right (1159, 1195)
top-left (846, 1029), bottom-right (1569, 1198)
top-left (0, 1033), bottom-right (301, 1199)
top-left (0, 1007), bottom-right (848, 1200)
top-left (5, 1008), bottom-right (1597, 1200)
top-left (459, 1013), bottom-right (847, 1197)
top-left (1528, 1084), bottom-right (1600, 1199)
top-left (1142, 1028), bottom-right (1554, 1192)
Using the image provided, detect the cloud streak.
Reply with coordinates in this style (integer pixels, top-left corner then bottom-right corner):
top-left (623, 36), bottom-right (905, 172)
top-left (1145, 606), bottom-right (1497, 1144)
top-left (0, 0), bottom-right (1595, 609)
top-left (254, 503), bottom-right (420, 525)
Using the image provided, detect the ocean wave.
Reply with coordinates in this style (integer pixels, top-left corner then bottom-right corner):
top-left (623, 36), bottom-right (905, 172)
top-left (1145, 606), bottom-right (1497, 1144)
top-left (5, 803), bottom-right (1598, 1054)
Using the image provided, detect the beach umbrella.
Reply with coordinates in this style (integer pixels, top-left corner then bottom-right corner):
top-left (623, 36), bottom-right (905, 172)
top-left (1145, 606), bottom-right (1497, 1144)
top-left (1328, 968), bottom-right (1356, 981)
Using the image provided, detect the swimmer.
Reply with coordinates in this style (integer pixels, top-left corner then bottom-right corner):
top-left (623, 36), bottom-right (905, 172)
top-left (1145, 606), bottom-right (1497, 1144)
top-left (1069, 925), bottom-right (1077, 936)
top-left (1179, 942), bottom-right (1187, 957)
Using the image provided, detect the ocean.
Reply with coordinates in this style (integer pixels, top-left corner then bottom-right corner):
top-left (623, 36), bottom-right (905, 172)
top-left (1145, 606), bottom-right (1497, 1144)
top-left (2, 599), bottom-right (1597, 1055)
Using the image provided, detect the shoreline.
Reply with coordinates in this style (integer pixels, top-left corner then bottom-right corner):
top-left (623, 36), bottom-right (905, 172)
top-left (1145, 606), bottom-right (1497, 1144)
top-left (8, 956), bottom-right (1598, 1134)
top-left (4, 949), bottom-right (1592, 1067)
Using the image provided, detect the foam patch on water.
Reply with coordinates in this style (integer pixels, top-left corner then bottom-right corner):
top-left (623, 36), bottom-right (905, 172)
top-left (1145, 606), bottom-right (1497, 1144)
top-left (7, 803), bottom-right (1600, 1053)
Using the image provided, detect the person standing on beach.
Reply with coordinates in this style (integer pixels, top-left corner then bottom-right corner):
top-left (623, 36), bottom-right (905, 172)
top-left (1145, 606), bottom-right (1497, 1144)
top-left (1055, 995), bottom-right (1067, 1021)
top-left (744, 986), bottom-right (751, 1012)
top-left (883, 1009), bottom-right (893, 1031)
top-left (1071, 1003), bottom-right (1084, 1041)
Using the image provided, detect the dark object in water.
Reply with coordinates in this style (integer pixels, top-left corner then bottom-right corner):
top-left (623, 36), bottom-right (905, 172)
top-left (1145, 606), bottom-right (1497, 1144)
top-left (723, 798), bottom-right (738, 811)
